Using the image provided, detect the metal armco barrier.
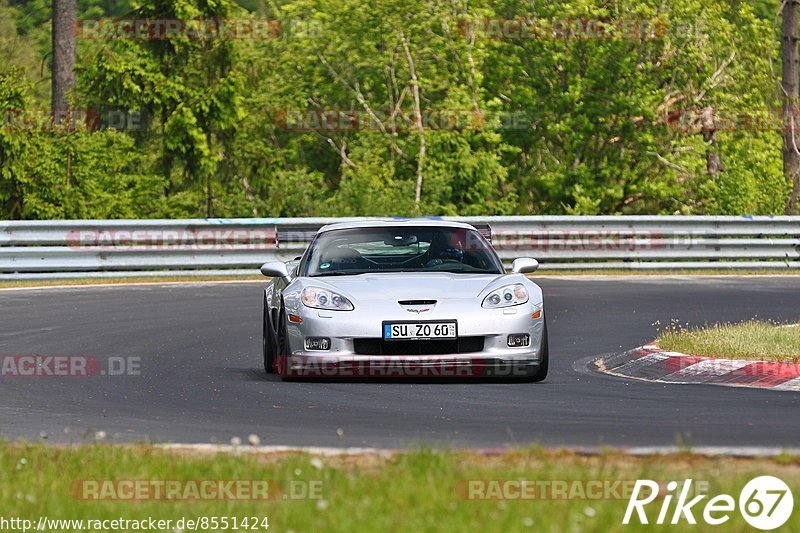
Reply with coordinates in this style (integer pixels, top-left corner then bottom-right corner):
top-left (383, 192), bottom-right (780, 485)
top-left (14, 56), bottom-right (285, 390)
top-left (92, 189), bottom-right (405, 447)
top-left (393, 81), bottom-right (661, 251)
top-left (1, 216), bottom-right (799, 278)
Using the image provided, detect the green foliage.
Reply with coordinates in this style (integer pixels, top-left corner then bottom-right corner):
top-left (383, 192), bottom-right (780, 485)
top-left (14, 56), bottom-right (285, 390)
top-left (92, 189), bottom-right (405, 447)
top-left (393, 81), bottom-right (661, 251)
top-left (0, 0), bottom-right (794, 218)
top-left (0, 67), bottom-right (157, 218)
top-left (0, 67), bottom-right (29, 218)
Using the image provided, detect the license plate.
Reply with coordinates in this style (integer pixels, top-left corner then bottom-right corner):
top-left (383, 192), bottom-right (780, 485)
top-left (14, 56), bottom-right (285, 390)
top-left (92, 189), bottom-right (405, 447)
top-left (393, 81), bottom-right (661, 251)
top-left (383, 321), bottom-right (457, 340)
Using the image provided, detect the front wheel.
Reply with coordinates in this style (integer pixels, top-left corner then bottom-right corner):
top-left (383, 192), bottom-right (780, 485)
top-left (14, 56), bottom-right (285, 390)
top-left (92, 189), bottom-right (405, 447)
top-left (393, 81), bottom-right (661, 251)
top-left (262, 296), bottom-right (276, 374)
top-left (529, 319), bottom-right (549, 383)
top-left (274, 304), bottom-right (292, 379)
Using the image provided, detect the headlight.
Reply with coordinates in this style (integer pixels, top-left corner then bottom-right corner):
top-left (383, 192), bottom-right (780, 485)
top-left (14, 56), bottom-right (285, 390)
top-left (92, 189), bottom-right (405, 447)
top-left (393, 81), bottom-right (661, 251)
top-left (301, 287), bottom-right (354, 311)
top-left (482, 284), bottom-right (529, 308)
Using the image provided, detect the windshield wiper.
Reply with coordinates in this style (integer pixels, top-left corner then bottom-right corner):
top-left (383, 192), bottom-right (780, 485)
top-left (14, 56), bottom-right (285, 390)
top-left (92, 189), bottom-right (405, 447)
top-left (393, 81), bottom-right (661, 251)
top-left (310, 271), bottom-right (368, 277)
top-left (439, 271), bottom-right (496, 274)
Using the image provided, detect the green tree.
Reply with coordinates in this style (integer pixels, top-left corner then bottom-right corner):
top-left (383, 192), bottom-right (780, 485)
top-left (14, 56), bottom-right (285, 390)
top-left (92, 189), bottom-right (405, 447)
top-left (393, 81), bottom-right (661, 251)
top-left (77, 0), bottom-right (246, 217)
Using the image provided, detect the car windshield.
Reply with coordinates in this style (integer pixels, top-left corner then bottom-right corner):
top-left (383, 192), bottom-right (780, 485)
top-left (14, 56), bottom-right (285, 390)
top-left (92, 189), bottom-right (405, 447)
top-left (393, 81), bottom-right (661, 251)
top-left (303, 226), bottom-right (504, 277)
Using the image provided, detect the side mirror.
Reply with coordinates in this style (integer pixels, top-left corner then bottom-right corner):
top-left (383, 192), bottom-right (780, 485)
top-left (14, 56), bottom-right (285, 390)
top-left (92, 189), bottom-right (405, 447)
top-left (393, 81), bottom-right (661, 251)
top-left (511, 258), bottom-right (539, 274)
top-left (260, 261), bottom-right (291, 282)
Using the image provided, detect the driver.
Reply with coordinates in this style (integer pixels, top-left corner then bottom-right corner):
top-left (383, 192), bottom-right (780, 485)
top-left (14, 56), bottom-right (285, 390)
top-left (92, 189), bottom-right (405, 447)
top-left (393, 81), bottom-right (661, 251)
top-left (424, 233), bottom-right (465, 267)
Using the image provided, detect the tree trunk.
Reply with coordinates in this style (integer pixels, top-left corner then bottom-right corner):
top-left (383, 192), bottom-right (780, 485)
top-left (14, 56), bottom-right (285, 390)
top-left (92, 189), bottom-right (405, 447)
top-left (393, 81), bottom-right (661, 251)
top-left (206, 174), bottom-right (213, 217)
top-left (401, 33), bottom-right (425, 211)
top-left (783, 0), bottom-right (800, 213)
top-left (51, 0), bottom-right (76, 117)
top-left (700, 107), bottom-right (723, 179)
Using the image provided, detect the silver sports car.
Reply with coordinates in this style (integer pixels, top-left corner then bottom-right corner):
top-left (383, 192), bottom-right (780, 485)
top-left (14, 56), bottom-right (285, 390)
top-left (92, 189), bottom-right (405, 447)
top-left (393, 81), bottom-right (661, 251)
top-left (260, 220), bottom-right (547, 381)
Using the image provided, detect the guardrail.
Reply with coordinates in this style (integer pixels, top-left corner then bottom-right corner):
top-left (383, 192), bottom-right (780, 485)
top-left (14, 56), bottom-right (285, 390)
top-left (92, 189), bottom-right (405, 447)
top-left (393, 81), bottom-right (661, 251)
top-left (0, 216), bottom-right (798, 278)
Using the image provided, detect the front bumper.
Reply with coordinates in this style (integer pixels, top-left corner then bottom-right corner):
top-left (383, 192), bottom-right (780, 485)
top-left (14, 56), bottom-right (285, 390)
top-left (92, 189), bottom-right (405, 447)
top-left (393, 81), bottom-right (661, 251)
top-left (276, 299), bottom-right (545, 378)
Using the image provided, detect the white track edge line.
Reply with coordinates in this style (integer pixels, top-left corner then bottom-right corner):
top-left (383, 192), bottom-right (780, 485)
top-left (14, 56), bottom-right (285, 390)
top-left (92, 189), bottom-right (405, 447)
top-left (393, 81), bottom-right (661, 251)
top-left (155, 443), bottom-right (800, 458)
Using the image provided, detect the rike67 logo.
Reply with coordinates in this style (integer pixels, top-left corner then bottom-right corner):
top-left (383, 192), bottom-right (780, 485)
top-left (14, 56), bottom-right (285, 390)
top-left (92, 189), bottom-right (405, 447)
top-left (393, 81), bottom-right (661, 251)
top-left (623, 476), bottom-right (793, 530)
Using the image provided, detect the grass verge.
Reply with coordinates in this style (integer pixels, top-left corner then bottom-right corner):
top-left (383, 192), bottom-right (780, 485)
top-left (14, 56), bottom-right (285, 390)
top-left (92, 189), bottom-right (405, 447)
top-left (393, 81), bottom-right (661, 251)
top-left (0, 276), bottom-right (264, 289)
top-left (0, 269), bottom-right (798, 289)
top-left (657, 321), bottom-right (800, 362)
top-left (1, 443), bottom-right (799, 532)
top-left (531, 268), bottom-right (800, 276)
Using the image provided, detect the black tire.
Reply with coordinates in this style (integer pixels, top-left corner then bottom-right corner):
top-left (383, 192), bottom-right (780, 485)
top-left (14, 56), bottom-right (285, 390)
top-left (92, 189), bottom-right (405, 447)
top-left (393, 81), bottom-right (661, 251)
top-left (529, 318), bottom-right (549, 382)
top-left (262, 295), bottom-right (277, 374)
top-left (275, 304), bottom-right (291, 379)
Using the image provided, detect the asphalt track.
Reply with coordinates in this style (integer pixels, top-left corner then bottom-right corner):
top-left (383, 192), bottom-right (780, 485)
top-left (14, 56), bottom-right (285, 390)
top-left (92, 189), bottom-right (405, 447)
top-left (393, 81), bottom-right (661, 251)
top-left (0, 277), bottom-right (798, 449)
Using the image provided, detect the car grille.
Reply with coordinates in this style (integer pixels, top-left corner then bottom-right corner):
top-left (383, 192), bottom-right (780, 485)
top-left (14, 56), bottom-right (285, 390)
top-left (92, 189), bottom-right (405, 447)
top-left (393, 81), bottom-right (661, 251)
top-left (353, 337), bottom-right (485, 356)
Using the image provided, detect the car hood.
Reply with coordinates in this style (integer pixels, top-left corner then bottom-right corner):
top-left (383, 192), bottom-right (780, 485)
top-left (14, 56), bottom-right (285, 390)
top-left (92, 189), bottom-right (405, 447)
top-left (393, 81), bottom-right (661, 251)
top-left (310, 272), bottom-right (506, 301)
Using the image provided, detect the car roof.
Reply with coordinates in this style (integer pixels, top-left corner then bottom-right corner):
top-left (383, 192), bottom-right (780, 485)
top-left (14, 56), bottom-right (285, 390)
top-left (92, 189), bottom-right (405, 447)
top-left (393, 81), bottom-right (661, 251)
top-left (317, 219), bottom-right (479, 233)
